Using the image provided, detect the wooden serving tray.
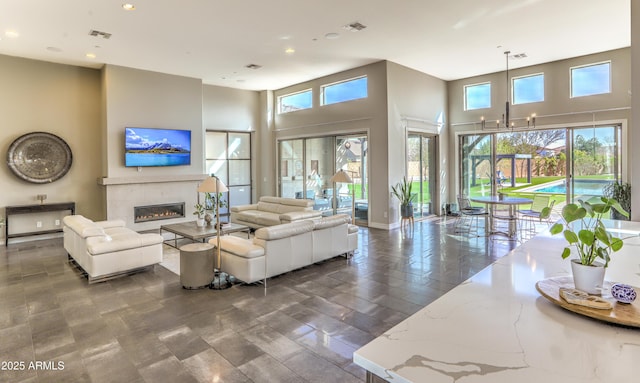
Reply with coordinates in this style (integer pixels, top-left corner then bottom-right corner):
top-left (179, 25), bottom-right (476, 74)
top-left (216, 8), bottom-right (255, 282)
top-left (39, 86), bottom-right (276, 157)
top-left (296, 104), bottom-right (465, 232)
top-left (536, 276), bottom-right (640, 328)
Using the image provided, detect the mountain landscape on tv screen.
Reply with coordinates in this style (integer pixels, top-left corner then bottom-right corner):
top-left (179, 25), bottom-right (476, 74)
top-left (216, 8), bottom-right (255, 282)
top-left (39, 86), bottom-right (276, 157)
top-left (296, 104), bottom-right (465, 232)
top-left (126, 142), bottom-right (189, 154)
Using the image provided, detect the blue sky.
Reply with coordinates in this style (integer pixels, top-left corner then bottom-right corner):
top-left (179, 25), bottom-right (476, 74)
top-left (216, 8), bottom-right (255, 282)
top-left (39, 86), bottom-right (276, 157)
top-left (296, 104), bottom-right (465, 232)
top-left (126, 127), bottom-right (191, 150)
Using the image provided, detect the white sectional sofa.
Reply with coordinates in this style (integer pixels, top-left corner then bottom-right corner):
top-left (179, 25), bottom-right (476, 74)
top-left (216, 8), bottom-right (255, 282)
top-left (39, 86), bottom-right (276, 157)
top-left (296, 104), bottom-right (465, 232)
top-left (230, 196), bottom-right (322, 229)
top-left (211, 214), bottom-right (358, 285)
top-left (63, 215), bottom-right (163, 283)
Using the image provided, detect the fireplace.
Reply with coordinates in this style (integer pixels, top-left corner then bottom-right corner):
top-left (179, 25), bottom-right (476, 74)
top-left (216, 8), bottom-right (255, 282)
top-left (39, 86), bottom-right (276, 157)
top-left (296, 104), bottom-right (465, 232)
top-left (134, 202), bottom-right (185, 223)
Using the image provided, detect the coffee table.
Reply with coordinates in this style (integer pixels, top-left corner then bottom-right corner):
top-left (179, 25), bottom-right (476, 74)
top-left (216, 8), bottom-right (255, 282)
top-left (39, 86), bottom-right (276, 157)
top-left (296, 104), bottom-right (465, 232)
top-left (160, 221), bottom-right (250, 248)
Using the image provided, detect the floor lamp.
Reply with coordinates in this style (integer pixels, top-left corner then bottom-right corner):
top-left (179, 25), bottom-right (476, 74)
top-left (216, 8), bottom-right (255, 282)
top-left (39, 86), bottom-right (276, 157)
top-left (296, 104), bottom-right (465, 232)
top-left (197, 175), bottom-right (230, 289)
top-left (330, 169), bottom-right (354, 223)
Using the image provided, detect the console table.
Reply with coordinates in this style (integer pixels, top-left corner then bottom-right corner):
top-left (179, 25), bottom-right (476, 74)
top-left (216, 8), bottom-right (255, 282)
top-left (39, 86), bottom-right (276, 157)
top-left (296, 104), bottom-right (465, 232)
top-left (5, 202), bottom-right (75, 246)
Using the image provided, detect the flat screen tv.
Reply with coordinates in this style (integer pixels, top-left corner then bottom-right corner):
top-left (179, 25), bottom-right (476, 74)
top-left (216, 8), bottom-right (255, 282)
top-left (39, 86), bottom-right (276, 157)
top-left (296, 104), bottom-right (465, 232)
top-left (125, 127), bottom-right (191, 167)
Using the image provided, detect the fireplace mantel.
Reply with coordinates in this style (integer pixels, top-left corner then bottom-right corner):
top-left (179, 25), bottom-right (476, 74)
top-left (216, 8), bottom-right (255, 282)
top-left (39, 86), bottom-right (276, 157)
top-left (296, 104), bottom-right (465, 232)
top-left (98, 174), bottom-right (207, 186)
top-left (100, 174), bottom-right (205, 231)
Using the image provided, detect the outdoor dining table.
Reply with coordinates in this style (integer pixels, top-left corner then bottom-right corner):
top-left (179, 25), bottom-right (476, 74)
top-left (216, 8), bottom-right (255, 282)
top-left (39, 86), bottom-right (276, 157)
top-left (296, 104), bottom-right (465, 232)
top-left (470, 195), bottom-right (533, 238)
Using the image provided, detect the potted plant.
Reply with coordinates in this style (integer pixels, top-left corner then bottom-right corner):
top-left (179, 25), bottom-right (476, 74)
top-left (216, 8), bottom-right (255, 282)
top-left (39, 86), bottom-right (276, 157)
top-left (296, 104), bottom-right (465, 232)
top-left (391, 177), bottom-right (417, 218)
top-left (549, 197), bottom-right (631, 294)
top-left (602, 181), bottom-right (631, 221)
top-left (193, 203), bottom-right (206, 227)
top-left (204, 192), bottom-right (228, 226)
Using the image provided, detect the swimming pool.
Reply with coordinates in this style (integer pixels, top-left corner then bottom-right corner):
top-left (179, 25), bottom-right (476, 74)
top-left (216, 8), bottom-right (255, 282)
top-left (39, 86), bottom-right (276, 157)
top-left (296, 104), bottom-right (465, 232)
top-left (531, 179), bottom-right (613, 195)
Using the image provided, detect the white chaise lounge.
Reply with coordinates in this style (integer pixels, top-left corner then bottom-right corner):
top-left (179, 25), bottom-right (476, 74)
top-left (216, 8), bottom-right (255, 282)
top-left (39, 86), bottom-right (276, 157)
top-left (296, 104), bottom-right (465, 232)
top-left (63, 215), bottom-right (163, 283)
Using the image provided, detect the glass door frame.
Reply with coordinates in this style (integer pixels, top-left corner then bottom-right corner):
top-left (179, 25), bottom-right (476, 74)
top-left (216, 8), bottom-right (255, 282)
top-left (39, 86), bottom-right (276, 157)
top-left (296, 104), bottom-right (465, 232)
top-left (276, 132), bottom-right (369, 226)
top-left (205, 130), bottom-right (253, 220)
top-left (407, 132), bottom-right (439, 218)
top-left (458, 123), bottom-right (623, 206)
top-left (566, 124), bottom-right (621, 204)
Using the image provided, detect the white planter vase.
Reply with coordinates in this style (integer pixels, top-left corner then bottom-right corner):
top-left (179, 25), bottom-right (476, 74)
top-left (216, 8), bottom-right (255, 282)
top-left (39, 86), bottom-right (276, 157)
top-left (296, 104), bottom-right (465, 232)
top-left (196, 218), bottom-right (205, 227)
top-left (571, 259), bottom-right (606, 295)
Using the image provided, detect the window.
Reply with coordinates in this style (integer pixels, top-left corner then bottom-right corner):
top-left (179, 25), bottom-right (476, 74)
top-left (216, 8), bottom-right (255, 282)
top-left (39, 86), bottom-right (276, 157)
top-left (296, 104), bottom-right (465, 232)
top-left (278, 89), bottom-right (312, 114)
top-left (513, 73), bottom-right (544, 104)
top-left (464, 82), bottom-right (491, 110)
top-left (571, 62), bottom-right (611, 98)
top-left (321, 76), bottom-right (367, 105)
top-left (205, 131), bottom-right (252, 216)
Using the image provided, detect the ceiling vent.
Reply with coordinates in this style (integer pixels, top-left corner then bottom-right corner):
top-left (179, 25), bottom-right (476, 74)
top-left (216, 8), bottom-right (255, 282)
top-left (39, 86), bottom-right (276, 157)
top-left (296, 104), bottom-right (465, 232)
top-left (509, 53), bottom-right (527, 59)
top-left (245, 64), bottom-right (262, 70)
top-left (89, 30), bottom-right (112, 39)
top-left (343, 22), bottom-right (367, 32)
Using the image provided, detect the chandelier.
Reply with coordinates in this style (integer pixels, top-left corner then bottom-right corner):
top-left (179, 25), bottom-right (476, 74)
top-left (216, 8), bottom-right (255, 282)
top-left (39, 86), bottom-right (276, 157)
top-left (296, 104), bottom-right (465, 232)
top-left (481, 51), bottom-right (536, 130)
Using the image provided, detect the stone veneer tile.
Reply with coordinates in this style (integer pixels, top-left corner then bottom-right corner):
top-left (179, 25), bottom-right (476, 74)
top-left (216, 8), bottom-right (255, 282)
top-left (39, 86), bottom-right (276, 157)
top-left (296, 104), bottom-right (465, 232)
top-left (284, 350), bottom-right (362, 383)
top-left (209, 332), bottom-right (264, 367)
top-left (157, 325), bottom-right (211, 361)
top-left (138, 355), bottom-right (199, 383)
top-left (242, 323), bottom-right (304, 362)
top-left (183, 348), bottom-right (251, 383)
top-left (238, 354), bottom-right (302, 383)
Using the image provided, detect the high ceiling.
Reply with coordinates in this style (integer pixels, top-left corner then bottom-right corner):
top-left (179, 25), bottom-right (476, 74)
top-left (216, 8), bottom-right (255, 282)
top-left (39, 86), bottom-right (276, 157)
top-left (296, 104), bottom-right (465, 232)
top-left (0, 0), bottom-right (630, 91)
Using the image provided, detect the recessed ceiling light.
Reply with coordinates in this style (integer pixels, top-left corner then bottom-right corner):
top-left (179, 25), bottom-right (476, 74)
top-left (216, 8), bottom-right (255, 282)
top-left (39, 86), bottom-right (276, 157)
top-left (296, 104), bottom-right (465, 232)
top-left (85, 53), bottom-right (96, 59)
top-left (245, 64), bottom-right (262, 70)
top-left (122, 3), bottom-right (135, 11)
top-left (5, 30), bottom-right (19, 38)
top-left (325, 32), bottom-right (339, 39)
top-left (285, 48), bottom-right (295, 54)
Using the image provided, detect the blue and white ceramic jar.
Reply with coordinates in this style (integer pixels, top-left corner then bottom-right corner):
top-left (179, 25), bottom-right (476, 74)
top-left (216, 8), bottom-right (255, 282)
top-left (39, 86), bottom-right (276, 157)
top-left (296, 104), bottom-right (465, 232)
top-left (610, 283), bottom-right (637, 304)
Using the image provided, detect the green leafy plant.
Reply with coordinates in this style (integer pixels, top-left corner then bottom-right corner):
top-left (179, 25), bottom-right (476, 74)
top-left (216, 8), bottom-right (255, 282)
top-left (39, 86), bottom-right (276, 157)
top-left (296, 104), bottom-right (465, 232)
top-left (549, 197), bottom-right (631, 267)
top-left (204, 192), bottom-right (228, 211)
top-left (193, 203), bottom-right (205, 217)
top-left (390, 177), bottom-right (417, 206)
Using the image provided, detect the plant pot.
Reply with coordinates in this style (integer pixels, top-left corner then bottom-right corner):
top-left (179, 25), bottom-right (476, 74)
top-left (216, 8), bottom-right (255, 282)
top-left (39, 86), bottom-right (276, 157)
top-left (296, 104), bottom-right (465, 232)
top-left (570, 259), bottom-right (606, 295)
top-left (400, 203), bottom-right (413, 218)
top-left (196, 218), bottom-right (205, 227)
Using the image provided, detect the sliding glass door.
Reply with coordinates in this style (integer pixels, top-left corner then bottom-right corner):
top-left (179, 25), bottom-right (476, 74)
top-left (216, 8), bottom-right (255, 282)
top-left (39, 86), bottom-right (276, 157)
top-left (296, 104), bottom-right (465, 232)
top-left (460, 134), bottom-right (494, 199)
top-left (459, 125), bottom-right (622, 209)
top-left (407, 133), bottom-right (437, 217)
top-left (278, 134), bottom-right (369, 225)
top-left (336, 135), bottom-right (368, 224)
top-left (569, 126), bottom-right (619, 203)
top-left (279, 139), bottom-right (304, 199)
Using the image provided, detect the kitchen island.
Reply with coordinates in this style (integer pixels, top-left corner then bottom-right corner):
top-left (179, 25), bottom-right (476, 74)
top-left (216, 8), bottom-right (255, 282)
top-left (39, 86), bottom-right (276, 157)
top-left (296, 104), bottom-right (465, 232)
top-left (354, 220), bottom-right (640, 382)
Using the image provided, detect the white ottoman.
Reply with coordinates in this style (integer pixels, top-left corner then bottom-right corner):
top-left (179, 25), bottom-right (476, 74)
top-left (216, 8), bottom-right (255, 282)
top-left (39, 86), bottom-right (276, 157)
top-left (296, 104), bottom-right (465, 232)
top-left (180, 243), bottom-right (214, 289)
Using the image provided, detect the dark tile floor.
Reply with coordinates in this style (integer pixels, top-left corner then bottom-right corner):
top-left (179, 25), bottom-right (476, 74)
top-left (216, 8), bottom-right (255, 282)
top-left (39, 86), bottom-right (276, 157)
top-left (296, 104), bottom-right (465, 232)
top-left (0, 218), bottom-right (516, 383)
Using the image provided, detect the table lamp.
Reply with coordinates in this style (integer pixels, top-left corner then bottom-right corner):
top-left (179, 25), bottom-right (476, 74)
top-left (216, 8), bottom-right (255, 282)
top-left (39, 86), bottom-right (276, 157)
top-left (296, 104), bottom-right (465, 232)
top-left (197, 175), bottom-right (229, 289)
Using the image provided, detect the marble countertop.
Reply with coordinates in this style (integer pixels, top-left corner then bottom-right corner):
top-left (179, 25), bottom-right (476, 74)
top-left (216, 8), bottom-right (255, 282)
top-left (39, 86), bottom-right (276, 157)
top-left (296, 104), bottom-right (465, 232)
top-left (354, 220), bottom-right (640, 382)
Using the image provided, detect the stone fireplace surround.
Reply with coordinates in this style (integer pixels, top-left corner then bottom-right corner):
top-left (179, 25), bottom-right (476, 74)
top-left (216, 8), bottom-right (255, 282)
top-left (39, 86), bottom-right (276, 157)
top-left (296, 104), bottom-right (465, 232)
top-left (99, 174), bottom-right (207, 232)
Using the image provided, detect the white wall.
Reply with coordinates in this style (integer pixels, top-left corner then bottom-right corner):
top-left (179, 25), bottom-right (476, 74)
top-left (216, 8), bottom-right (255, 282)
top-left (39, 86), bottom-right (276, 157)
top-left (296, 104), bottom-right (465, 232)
top-left (386, 62), bottom-right (448, 223)
top-left (447, 48), bottom-right (632, 203)
top-left (202, 84), bottom-right (261, 201)
top-left (273, 61), bottom-right (390, 228)
top-left (0, 55), bottom-right (103, 240)
top-left (103, 65), bottom-right (205, 178)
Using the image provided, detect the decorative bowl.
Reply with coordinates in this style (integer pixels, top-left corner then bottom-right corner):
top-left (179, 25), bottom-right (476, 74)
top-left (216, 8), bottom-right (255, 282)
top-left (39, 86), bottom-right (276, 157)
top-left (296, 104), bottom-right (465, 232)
top-left (610, 283), bottom-right (637, 304)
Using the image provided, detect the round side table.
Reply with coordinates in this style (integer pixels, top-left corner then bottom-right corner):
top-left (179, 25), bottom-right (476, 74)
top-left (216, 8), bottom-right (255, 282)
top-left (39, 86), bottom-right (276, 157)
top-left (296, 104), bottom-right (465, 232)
top-left (179, 242), bottom-right (214, 289)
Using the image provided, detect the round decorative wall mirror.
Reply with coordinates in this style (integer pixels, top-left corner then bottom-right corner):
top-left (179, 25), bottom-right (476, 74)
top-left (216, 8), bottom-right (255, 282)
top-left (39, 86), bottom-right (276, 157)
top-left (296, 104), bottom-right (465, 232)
top-left (6, 132), bottom-right (73, 183)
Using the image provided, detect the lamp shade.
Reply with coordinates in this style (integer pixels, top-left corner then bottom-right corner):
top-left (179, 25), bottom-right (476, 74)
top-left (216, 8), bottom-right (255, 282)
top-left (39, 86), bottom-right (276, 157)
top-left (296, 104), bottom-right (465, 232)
top-left (197, 176), bottom-right (228, 193)
top-left (330, 170), bottom-right (352, 183)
